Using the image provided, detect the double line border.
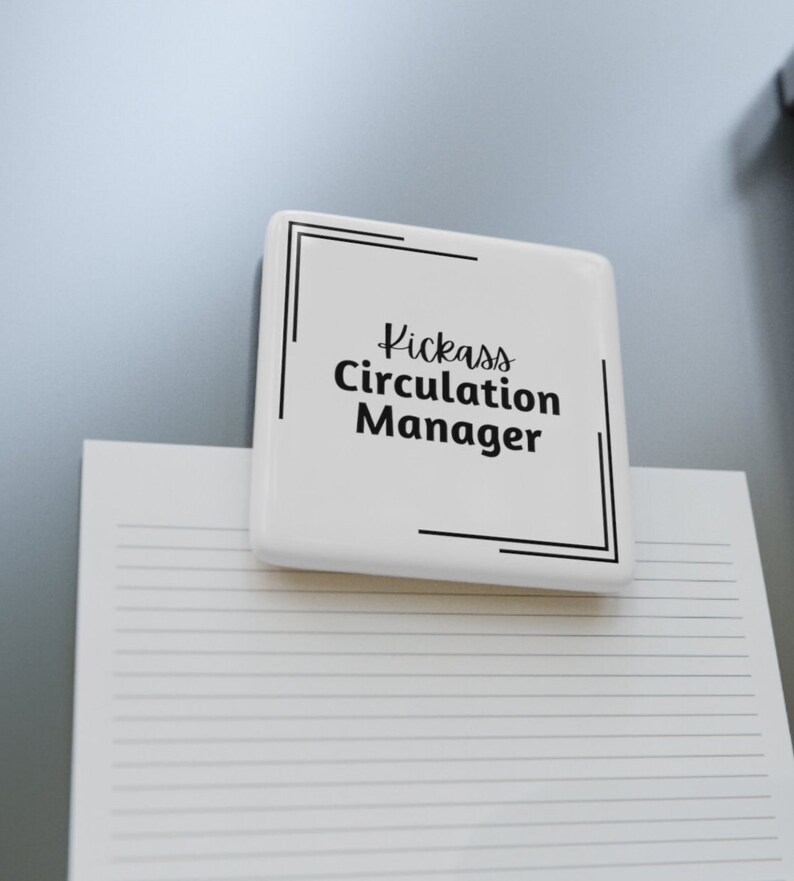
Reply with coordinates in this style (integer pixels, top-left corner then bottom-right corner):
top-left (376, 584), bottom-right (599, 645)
top-left (275, 220), bottom-right (616, 566)
top-left (277, 221), bottom-right (477, 420)
top-left (419, 360), bottom-right (619, 565)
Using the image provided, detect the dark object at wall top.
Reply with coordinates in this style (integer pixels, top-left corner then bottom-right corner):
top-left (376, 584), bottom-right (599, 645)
top-left (778, 48), bottom-right (794, 116)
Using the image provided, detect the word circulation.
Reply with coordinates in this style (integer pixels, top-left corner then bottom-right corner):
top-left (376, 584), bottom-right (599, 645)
top-left (334, 359), bottom-right (561, 459)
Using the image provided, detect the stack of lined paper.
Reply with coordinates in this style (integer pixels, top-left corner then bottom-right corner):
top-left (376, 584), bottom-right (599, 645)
top-left (69, 441), bottom-right (794, 881)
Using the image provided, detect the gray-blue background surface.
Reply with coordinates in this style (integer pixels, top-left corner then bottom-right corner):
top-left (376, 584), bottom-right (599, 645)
top-left (3, 2), bottom-right (794, 878)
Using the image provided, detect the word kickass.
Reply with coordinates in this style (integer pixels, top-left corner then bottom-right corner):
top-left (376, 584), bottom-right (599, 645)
top-left (377, 322), bottom-right (515, 372)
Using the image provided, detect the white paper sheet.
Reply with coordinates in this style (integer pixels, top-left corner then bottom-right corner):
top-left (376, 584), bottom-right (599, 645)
top-left (69, 440), bottom-right (794, 881)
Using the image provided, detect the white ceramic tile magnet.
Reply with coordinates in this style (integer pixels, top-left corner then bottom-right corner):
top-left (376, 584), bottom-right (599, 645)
top-left (250, 211), bottom-right (633, 592)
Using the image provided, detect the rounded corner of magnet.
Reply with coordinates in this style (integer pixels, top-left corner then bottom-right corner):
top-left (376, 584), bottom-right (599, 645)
top-left (573, 249), bottom-right (617, 292)
top-left (265, 209), bottom-right (307, 241)
top-left (248, 521), bottom-right (287, 569)
top-left (611, 554), bottom-right (636, 591)
top-left (266, 209), bottom-right (293, 230)
top-left (585, 250), bottom-right (614, 273)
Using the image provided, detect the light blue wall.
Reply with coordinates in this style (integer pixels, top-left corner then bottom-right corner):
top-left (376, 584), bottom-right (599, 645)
top-left (3, 2), bottom-right (794, 877)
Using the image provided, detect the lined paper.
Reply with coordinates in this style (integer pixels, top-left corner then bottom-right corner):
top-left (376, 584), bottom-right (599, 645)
top-left (69, 441), bottom-right (794, 881)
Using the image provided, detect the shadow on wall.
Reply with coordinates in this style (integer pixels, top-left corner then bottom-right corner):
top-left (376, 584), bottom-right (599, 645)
top-left (733, 71), bottom-right (794, 713)
top-left (247, 258), bottom-right (263, 446)
top-left (733, 74), bottom-right (794, 501)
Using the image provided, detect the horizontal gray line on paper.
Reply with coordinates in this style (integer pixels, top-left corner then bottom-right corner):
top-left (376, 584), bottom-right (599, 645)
top-left (112, 753), bottom-right (765, 769)
top-left (109, 793), bottom-right (774, 816)
top-left (110, 834), bottom-right (779, 864)
top-left (112, 772), bottom-right (769, 791)
top-left (108, 857), bottom-right (783, 881)
top-left (633, 578), bottom-right (737, 583)
top-left (114, 607), bottom-right (744, 620)
top-left (117, 566), bottom-right (265, 572)
top-left (111, 815), bottom-right (777, 839)
top-left (117, 546), bottom-right (252, 552)
top-left (117, 565), bottom-right (742, 581)
top-left (112, 633), bottom-right (749, 643)
top-left (109, 649), bottom-right (751, 658)
top-left (117, 524), bottom-right (248, 531)
top-left (112, 586), bottom-right (741, 601)
top-left (635, 541), bottom-right (731, 547)
top-left (116, 553), bottom-right (734, 564)
top-left (113, 732), bottom-right (763, 744)
top-left (114, 533), bottom-right (729, 544)
top-left (111, 693), bottom-right (758, 700)
top-left (635, 560), bottom-right (733, 565)
top-left (113, 712), bottom-right (760, 722)
top-left (111, 672), bottom-right (753, 679)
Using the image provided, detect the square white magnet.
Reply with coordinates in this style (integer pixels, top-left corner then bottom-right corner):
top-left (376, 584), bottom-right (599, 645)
top-left (250, 211), bottom-right (633, 592)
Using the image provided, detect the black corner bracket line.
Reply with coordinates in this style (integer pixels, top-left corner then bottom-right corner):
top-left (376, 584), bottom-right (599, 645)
top-left (278, 221), bottom-right (404, 420)
top-left (418, 432), bottom-right (608, 552)
top-left (419, 359), bottom-right (619, 565)
top-left (278, 222), bottom-right (477, 419)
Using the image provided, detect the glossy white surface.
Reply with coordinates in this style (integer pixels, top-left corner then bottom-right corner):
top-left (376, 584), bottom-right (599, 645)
top-left (251, 212), bottom-right (633, 590)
